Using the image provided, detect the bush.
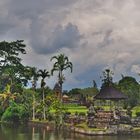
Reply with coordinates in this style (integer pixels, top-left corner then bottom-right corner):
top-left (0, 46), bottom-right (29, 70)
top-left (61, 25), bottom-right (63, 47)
top-left (136, 112), bottom-right (140, 117)
top-left (47, 113), bottom-right (54, 121)
top-left (65, 112), bottom-right (71, 115)
top-left (78, 112), bottom-right (86, 116)
top-left (0, 106), bottom-right (4, 119)
top-left (1, 102), bottom-right (29, 123)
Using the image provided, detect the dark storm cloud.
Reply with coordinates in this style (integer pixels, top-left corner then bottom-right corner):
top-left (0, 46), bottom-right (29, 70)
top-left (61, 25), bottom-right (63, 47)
top-left (1, 0), bottom-right (78, 54)
top-left (30, 23), bottom-right (83, 54)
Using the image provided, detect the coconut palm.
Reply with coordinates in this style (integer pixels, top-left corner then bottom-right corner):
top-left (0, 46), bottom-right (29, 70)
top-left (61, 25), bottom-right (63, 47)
top-left (28, 67), bottom-right (39, 120)
top-left (38, 69), bottom-right (50, 120)
top-left (51, 54), bottom-right (73, 101)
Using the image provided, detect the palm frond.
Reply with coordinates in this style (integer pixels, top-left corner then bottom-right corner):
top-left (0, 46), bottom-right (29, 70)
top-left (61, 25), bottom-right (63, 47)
top-left (50, 56), bottom-right (58, 61)
top-left (51, 68), bottom-right (59, 75)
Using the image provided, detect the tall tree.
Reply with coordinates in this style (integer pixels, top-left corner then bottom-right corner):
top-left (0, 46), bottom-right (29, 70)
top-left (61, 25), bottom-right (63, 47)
top-left (38, 69), bottom-right (50, 120)
top-left (101, 69), bottom-right (114, 88)
top-left (51, 54), bottom-right (73, 101)
top-left (118, 76), bottom-right (140, 108)
top-left (28, 67), bottom-right (39, 120)
top-left (0, 40), bottom-right (27, 92)
top-left (0, 40), bottom-right (26, 69)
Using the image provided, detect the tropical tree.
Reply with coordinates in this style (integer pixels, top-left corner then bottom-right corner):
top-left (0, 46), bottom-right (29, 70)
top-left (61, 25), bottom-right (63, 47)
top-left (38, 69), bottom-right (50, 120)
top-left (0, 40), bottom-right (28, 93)
top-left (51, 54), bottom-right (73, 101)
top-left (118, 76), bottom-right (140, 108)
top-left (0, 40), bottom-right (26, 73)
top-left (1, 102), bottom-right (29, 123)
top-left (0, 65), bottom-right (31, 93)
top-left (101, 69), bottom-right (114, 88)
top-left (0, 84), bottom-right (16, 111)
top-left (28, 67), bottom-right (39, 120)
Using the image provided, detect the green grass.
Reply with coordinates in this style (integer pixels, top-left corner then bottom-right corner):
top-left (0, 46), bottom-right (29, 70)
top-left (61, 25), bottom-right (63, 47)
top-left (67, 106), bottom-right (87, 114)
top-left (50, 103), bottom-right (140, 117)
top-left (75, 123), bottom-right (106, 131)
top-left (64, 104), bottom-right (88, 114)
top-left (64, 104), bottom-right (111, 114)
top-left (132, 106), bottom-right (140, 117)
top-left (50, 104), bottom-right (88, 114)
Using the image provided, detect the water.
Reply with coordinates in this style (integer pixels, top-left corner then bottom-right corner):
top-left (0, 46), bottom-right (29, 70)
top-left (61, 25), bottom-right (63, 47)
top-left (0, 124), bottom-right (140, 140)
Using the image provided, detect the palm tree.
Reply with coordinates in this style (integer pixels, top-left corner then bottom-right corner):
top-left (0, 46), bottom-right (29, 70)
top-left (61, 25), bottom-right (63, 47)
top-left (38, 69), bottom-right (50, 120)
top-left (51, 54), bottom-right (73, 101)
top-left (29, 67), bottom-right (39, 120)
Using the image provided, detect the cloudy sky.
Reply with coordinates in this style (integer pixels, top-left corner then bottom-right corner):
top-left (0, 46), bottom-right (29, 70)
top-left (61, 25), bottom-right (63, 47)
top-left (1, 0), bottom-right (140, 90)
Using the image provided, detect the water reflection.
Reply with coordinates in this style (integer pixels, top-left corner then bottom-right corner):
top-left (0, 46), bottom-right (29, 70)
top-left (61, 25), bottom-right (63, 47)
top-left (0, 124), bottom-right (140, 140)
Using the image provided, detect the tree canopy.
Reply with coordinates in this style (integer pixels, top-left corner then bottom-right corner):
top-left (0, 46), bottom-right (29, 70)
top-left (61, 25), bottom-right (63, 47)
top-left (101, 69), bottom-right (114, 88)
top-left (118, 76), bottom-right (140, 108)
top-left (0, 40), bottom-right (30, 93)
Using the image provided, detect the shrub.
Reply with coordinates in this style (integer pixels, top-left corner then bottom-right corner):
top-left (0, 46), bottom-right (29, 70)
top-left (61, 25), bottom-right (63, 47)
top-left (65, 112), bottom-right (71, 115)
top-left (136, 112), bottom-right (140, 117)
top-left (47, 113), bottom-right (54, 121)
top-left (0, 106), bottom-right (4, 119)
top-left (1, 102), bottom-right (29, 123)
top-left (79, 112), bottom-right (86, 116)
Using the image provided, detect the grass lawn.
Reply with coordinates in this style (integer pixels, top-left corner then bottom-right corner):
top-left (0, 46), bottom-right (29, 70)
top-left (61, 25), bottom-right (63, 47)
top-left (66, 106), bottom-right (88, 114)
top-left (50, 103), bottom-right (140, 117)
top-left (50, 104), bottom-right (88, 114)
top-left (66, 105), bottom-right (140, 117)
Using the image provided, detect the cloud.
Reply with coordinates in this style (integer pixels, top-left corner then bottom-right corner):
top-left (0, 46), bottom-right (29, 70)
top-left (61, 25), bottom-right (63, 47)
top-left (30, 23), bottom-right (83, 54)
top-left (1, 0), bottom-right (140, 89)
top-left (131, 65), bottom-right (140, 74)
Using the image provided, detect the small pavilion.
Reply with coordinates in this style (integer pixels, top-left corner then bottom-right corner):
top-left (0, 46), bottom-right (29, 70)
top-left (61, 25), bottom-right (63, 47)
top-left (94, 86), bottom-right (127, 109)
top-left (92, 86), bottom-right (127, 128)
top-left (94, 86), bottom-right (127, 101)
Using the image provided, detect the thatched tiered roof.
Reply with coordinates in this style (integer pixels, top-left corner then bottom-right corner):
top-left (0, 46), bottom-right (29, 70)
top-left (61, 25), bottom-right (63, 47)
top-left (94, 86), bottom-right (127, 100)
top-left (53, 83), bottom-right (61, 93)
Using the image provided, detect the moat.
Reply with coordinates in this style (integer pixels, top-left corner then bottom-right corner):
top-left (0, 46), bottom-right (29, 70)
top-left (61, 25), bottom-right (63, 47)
top-left (0, 124), bottom-right (140, 140)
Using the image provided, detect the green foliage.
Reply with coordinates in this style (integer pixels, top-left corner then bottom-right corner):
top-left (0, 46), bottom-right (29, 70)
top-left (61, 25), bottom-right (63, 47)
top-left (51, 54), bottom-right (73, 75)
top-left (18, 89), bottom-right (34, 109)
top-left (51, 54), bottom-right (73, 101)
top-left (132, 106), bottom-right (140, 117)
top-left (0, 40), bottom-right (26, 67)
top-left (118, 76), bottom-right (140, 108)
top-left (68, 87), bottom-right (99, 105)
top-left (38, 69), bottom-right (50, 87)
top-left (69, 87), bottom-right (98, 97)
top-left (37, 69), bottom-right (50, 120)
top-left (0, 40), bottom-right (32, 92)
top-left (53, 104), bottom-right (87, 114)
top-left (101, 69), bottom-right (114, 88)
top-left (80, 87), bottom-right (99, 97)
top-left (136, 112), bottom-right (140, 117)
top-left (46, 94), bottom-right (67, 126)
top-left (68, 88), bottom-right (81, 96)
top-left (0, 106), bottom-right (4, 118)
top-left (47, 95), bottom-right (66, 113)
top-left (1, 102), bottom-right (29, 123)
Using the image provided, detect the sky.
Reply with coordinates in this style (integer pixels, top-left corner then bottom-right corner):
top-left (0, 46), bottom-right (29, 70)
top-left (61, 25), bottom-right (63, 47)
top-left (1, 0), bottom-right (140, 90)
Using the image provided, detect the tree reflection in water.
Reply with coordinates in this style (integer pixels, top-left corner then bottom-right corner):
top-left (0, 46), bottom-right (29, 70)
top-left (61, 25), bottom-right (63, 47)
top-left (0, 124), bottom-right (140, 140)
